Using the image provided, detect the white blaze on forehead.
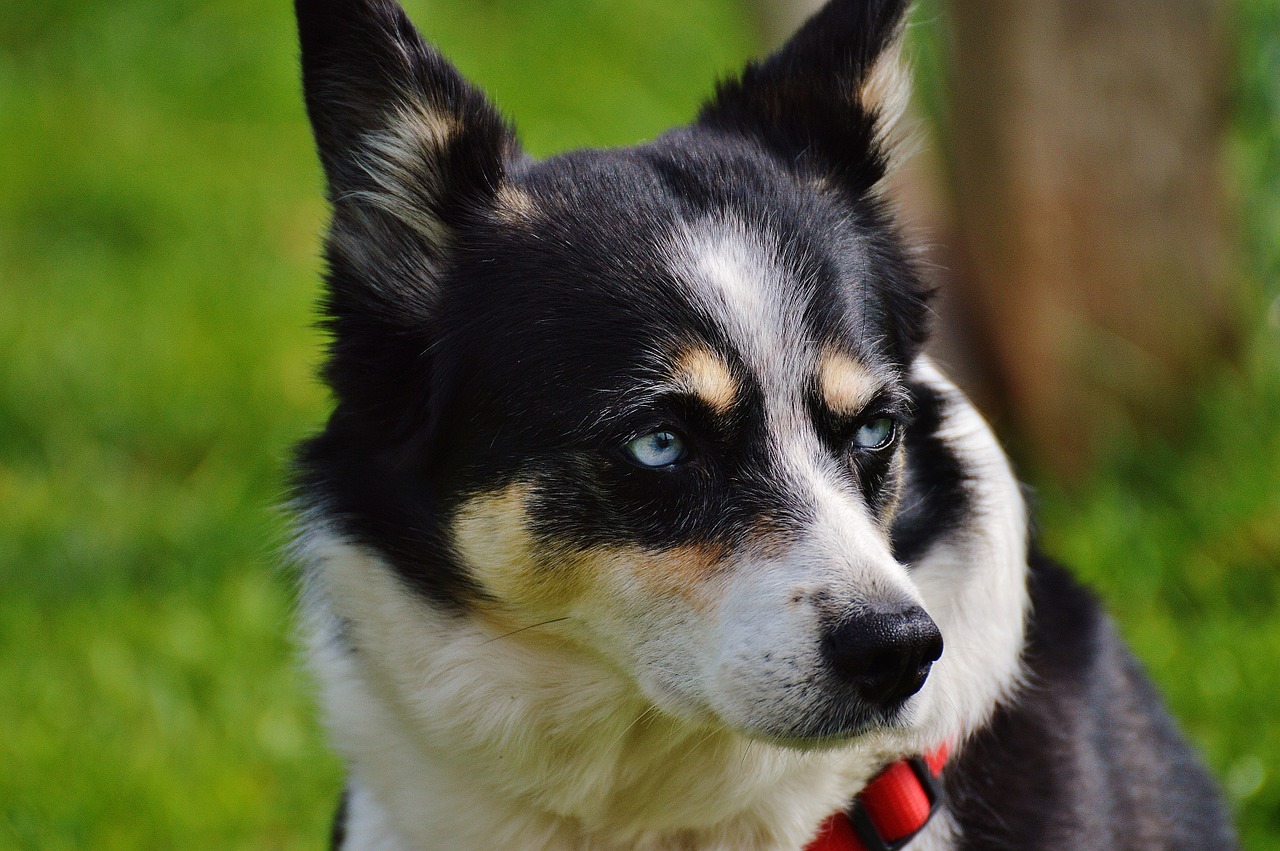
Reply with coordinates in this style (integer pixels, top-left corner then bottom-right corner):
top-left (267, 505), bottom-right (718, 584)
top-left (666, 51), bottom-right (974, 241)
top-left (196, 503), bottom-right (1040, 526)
top-left (664, 217), bottom-right (827, 528)
top-left (664, 216), bottom-right (815, 403)
top-left (664, 216), bottom-right (908, 591)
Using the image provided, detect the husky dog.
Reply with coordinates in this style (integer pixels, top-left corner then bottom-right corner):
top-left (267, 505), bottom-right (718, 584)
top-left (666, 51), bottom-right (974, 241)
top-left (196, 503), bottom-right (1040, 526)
top-left (289, 0), bottom-right (1236, 847)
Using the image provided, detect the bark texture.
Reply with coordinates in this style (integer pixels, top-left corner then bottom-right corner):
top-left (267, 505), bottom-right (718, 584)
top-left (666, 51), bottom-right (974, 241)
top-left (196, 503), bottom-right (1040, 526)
top-left (942, 0), bottom-right (1236, 472)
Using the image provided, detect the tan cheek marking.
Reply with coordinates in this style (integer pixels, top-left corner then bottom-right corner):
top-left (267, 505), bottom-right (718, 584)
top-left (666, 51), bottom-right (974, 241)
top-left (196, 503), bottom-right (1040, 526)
top-left (818, 350), bottom-right (883, 416)
top-left (451, 483), bottom-right (588, 616)
top-left (614, 544), bottom-right (729, 610)
top-left (673, 348), bottom-right (738, 414)
top-left (454, 486), bottom-right (730, 617)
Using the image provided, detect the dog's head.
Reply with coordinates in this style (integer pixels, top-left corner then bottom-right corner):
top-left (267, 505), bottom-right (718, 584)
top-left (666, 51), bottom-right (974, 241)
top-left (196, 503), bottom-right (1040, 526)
top-left (296, 0), bottom-right (950, 746)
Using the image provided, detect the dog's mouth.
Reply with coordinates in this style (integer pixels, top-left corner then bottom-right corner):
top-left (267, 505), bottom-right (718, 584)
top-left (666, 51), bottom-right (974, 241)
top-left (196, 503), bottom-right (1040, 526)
top-left (735, 666), bottom-right (934, 750)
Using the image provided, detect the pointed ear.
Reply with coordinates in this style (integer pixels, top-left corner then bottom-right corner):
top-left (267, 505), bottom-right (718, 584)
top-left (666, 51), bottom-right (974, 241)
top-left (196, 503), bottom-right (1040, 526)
top-left (295, 0), bottom-right (520, 431)
top-left (698, 0), bottom-right (912, 199)
top-left (295, 0), bottom-right (518, 246)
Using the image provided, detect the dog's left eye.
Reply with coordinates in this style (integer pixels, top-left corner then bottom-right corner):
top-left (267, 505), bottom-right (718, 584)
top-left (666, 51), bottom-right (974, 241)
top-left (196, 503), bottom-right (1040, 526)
top-left (623, 430), bottom-right (688, 469)
top-left (852, 417), bottom-right (896, 451)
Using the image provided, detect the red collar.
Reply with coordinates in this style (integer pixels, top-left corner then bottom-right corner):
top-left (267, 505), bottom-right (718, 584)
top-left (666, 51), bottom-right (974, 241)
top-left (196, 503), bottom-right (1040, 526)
top-left (804, 743), bottom-right (950, 851)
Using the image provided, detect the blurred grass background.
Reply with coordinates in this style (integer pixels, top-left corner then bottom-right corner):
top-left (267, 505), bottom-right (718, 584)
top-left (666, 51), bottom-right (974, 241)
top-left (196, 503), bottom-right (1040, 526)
top-left (0, 0), bottom-right (1275, 847)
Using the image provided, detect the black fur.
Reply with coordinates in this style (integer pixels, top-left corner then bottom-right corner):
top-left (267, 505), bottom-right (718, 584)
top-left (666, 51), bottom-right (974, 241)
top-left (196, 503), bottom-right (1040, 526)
top-left (891, 379), bottom-right (971, 564)
top-left (296, 0), bottom-right (516, 209)
top-left (945, 553), bottom-right (1237, 849)
top-left (698, 0), bottom-right (908, 202)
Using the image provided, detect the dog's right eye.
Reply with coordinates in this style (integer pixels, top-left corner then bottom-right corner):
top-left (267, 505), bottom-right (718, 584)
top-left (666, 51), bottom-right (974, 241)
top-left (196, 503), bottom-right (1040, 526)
top-left (623, 430), bottom-right (688, 469)
top-left (852, 417), bottom-right (896, 451)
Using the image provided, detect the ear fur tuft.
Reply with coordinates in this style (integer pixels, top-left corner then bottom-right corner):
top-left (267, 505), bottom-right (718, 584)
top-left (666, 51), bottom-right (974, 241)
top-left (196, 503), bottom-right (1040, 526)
top-left (295, 0), bottom-right (518, 248)
top-left (857, 22), bottom-right (914, 184)
top-left (698, 0), bottom-right (913, 199)
top-left (294, 0), bottom-right (521, 431)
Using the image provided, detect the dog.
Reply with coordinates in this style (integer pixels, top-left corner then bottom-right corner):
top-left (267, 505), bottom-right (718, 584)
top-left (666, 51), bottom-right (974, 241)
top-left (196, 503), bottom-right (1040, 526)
top-left (288, 0), bottom-right (1237, 847)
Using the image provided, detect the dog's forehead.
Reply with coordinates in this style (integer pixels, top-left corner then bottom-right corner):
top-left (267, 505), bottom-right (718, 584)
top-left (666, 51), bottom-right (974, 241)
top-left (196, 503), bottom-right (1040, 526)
top-left (662, 214), bottom-right (823, 394)
top-left (474, 144), bottom-right (893, 394)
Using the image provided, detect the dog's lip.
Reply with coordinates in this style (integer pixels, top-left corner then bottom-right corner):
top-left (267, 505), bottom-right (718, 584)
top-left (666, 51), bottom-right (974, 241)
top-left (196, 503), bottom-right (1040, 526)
top-left (752, 729), bottom-right (876, 751)
top-left (730, 702), bottom-right (914, 751)
top-left (745, 722), bottom-right (889, 752)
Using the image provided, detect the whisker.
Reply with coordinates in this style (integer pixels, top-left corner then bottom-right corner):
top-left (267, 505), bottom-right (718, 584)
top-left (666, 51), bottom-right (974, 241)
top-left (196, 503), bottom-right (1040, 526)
top-left (479, 617), bottom-right (571, 645)
top-left (603, 705), bottom-right (660, 755)
top-left (683, 722), bottom-right (726, 759)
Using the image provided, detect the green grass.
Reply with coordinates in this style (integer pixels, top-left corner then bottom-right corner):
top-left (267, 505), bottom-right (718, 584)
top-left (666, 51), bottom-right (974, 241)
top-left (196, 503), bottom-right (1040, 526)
top-left (1, 0), bottom-right (1276, 847)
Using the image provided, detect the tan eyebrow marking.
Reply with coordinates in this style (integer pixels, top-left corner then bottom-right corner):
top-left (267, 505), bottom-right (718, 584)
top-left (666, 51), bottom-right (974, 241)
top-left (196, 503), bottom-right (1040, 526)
top-left (818, 349), bottom-right (884, 416)
top-left (671, 347), bottom-right (738, 415)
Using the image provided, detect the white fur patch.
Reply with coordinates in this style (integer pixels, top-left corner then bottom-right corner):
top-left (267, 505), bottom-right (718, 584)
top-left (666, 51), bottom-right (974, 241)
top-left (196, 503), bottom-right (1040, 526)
top-left (296, 522), bottom-right (874, 850)
top-left (901, 358), bottom-right (1030, 746)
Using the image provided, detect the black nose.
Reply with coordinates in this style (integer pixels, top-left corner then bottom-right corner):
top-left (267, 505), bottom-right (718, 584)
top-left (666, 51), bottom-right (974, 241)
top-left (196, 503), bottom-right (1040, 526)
top-left (822, 605), bottom-right (943, 708)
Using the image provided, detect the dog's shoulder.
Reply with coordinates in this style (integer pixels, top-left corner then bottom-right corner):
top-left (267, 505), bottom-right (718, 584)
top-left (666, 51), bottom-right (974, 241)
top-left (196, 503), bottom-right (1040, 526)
top-left (944, 553), bottom-right (1237, 849)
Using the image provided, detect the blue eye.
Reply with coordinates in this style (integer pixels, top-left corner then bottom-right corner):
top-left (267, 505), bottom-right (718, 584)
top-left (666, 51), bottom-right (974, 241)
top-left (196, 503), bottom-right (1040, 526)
top-left (853, 417), bottom-right (896, 450)
top-left (623, 430), bottom-right (687, 468)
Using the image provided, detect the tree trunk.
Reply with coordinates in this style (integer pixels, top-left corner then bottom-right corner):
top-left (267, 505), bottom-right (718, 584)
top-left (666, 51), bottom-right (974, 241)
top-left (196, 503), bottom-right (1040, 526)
top-left (941, 0), bottom-right (1237, 475)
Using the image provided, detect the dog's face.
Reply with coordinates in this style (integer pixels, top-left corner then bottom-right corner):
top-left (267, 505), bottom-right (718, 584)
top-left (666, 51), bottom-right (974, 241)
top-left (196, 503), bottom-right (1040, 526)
top-left (297, 0), bottom-right (945, 745)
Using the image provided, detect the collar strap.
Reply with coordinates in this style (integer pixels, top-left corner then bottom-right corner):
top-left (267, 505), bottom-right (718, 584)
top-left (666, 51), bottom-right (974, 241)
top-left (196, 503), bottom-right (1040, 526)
top-left (804, 742), bottom-right (951, 851)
